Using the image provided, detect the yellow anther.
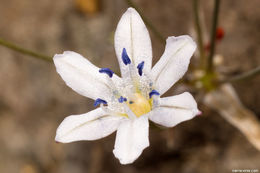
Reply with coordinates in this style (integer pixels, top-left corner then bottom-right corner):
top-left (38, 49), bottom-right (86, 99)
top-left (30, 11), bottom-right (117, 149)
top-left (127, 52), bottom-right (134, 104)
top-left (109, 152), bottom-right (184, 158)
top-left (128, 93), bottom-right (151, 117)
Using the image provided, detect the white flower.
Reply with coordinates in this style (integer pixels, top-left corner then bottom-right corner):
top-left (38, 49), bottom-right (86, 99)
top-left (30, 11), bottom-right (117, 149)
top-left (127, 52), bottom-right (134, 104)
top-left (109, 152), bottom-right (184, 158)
top-left (54, 8), bottom-right (200, 164)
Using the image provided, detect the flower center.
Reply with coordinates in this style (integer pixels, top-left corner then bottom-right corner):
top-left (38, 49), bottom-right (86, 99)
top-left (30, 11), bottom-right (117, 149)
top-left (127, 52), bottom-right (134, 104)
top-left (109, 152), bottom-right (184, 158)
top-left (128, 93), bottom-right (151, 117)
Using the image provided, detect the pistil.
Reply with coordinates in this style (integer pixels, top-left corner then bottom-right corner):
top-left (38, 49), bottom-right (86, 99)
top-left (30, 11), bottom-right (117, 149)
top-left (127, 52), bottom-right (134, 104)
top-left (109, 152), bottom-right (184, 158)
top-left (127, 93), bottom-right (151, 117)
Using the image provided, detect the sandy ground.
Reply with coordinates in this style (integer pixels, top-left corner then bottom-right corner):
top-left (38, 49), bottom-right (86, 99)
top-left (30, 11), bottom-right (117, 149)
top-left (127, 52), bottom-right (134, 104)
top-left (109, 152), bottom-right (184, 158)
top-left (0, 0), bottom-right (259, 173)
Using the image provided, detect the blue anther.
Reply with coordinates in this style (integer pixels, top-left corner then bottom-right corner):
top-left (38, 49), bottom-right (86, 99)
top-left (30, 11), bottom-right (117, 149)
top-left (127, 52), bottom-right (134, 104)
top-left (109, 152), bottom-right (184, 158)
top-left (121, 48), bottom-right (131, 65)
top-left (129, 101), bottom-right (134, 104)
top-left (118, 96), bottom-right (127, 103)
top-left (137, 61), bottom-right (144, 76)
top-left (118, 96), bottom-right (124, 103)
top-left (99, 68), bottom-right (114, 78)
top-left (94, 98), bottom-right (107, 107)
top-left (149, 90), bottom-right (160, 98)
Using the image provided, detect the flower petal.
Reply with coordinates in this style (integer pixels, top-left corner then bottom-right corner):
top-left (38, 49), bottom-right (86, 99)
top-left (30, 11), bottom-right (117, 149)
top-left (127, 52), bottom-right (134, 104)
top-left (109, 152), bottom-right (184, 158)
top-left (149, 92), bottom-right (199, 127)
top-left (114, 8), bottom-right (152, 78)
top-left (53, 51), bottom-right (120, 100)
top-left (113, 115), bottom-right (149, 164)
top-left (151, 36), bottom-right (196, 95)
top-left (55, 108), bottom-right (123, 143)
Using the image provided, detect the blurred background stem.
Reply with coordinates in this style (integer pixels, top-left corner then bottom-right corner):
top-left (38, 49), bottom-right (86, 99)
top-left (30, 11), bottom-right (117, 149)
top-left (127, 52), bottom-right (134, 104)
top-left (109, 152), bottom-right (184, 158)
top-left (221, 66), bottom-right (260, 83)
top-left (0, 38), bottom-right (52, 62)
top-left (193, 0), bottom-right (206, 69)
top-left (207, 0), bottom-right (220, 73)
top-left (125, 0), bottom-right (165, 43)
top-left (0, 2), bottom-right (258, 86)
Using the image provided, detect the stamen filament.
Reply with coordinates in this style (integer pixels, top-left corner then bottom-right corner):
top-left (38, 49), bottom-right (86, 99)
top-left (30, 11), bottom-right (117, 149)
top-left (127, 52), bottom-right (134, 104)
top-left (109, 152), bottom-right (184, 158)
top-left (100, 104), bottom-right (127, 117)
top-left (121, 48), bottom-right (140, 92)
top-left (123, 104), bottom-right (136, 120)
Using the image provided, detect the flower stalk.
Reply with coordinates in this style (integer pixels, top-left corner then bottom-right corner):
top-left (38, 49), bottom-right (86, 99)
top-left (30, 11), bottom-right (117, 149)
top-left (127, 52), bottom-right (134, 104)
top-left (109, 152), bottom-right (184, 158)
top-left (220, 66), bottom-right (260, 83)
top-left (192, 0), bottom-right (206, 69)
top-left (207, 0), bottom-right (220, 72)
top-left (0, 37), bottom-right (52, 62)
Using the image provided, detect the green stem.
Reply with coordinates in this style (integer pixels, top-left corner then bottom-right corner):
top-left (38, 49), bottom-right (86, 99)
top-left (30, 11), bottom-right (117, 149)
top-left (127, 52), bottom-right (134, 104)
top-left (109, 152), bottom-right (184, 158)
top-left (207, 0), bottom-right (220, 72)
top-left (221, 66), bottom-right (260, 83)
top-left (125, 0), bottom-right (165, 43)
top-left (0, 38), bottom-right (52, 62)
top-left (192, 0), bottom-right (205, 69)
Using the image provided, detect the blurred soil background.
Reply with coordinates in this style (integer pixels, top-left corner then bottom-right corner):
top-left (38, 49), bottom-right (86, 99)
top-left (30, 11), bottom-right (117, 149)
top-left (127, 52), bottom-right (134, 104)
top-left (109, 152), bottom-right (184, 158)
top-left (0, 0), bottom-right (259, 173)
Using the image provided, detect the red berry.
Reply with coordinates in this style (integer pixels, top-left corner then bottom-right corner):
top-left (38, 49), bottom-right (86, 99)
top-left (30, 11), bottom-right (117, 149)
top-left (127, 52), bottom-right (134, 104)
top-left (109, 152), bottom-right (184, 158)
top-left (216, 27), bottom-right (224, 40)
